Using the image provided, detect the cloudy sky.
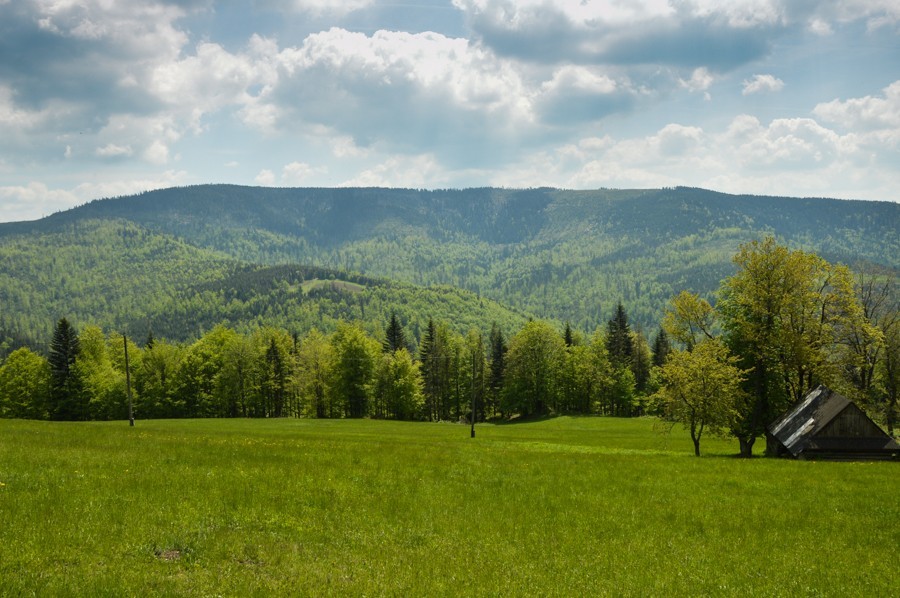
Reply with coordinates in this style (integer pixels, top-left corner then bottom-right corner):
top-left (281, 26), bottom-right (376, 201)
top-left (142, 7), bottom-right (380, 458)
top-left (1, 0), bottom-right (898, 222)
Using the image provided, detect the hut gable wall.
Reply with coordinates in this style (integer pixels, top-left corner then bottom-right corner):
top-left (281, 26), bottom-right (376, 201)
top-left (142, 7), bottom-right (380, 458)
top-left (815, 403), bottom-right (889, 439)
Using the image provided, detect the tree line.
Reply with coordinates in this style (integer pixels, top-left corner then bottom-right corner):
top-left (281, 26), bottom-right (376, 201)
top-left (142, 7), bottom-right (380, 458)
top-left (1, 238), bottom-right (897, 458)
top-left (0, 304), bottom-right (661, 425)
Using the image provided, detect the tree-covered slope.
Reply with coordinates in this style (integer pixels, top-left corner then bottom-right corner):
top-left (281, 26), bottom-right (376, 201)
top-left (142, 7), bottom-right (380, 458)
top-left (0, 220), bottom-right (530, 349)
top-left (1, 185), bottom-right (896, 338)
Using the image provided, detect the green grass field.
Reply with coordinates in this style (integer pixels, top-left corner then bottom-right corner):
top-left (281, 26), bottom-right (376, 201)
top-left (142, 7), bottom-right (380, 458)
top-left (1, 416), bottom-right (897, 596)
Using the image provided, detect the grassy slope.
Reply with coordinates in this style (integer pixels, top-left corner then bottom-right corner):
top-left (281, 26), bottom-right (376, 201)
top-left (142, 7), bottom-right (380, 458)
top-left (1, 417), bottom-right (896, 595)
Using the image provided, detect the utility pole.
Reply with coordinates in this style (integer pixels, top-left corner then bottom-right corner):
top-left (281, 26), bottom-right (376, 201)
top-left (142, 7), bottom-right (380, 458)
top-left (470, 351), bottom-right (476, 438)
top-left (124, 334), bottom-right (134, 426)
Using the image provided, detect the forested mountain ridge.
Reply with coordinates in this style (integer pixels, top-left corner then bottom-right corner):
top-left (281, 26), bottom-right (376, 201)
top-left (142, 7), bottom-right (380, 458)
top-left (0, 185), bottom-right (897, 347)
top-left (0, 217), bottom-right (530, 351)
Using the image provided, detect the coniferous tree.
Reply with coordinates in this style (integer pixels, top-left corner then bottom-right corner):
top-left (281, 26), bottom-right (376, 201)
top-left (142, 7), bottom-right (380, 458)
top-left (652, 327), bottom-right (672, 367)
top-left (563, 322), bottom-right (574, 347)
top-left (48, 318), bottom-right (86, 420)
top-left (383, 312), bottom-right (407, 353)
top-left (606, 302), bottom-right (632, 365)
top-left (488, 323), bottom-right (507, 418)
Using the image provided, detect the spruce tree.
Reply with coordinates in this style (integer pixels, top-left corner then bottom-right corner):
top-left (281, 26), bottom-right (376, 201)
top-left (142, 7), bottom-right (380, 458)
top-left (383, 312), bottom-right (407, 353)
top-left (606, 302), bottom-right (633, 365)
top-left (652, 327), bottom-right (671, 367)
top-left (488, 323), bottom-right (507, 418)
top-left (48, 318), bottom-right (86, 420)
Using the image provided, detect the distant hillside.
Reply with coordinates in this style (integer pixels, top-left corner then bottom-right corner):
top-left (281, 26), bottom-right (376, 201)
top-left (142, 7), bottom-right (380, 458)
top-left (0, 219), bottom-right (530, 350)
top-left (0, 185), bottom-right (896, 345)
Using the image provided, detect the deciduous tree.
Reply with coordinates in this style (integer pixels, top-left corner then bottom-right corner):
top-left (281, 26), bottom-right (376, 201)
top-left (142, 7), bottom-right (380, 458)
top-left (655, 339), bottom-right (745, 456)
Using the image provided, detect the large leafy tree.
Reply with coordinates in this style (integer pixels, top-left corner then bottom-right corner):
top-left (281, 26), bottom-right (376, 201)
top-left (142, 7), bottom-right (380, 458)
top-left (655, 339), bottom-right (746, 456)
top-left (295, 329), bottom-right (334, 418)
top-left (0, 347), bottom-right (51, 419)
top-left (76, 325), bottom-right (127, 421)
top-left (374, 348), bottom-right (424, 420)
top-left (134, 337), bottom-right (182, 418)
top-left (48, 318), bottom-right (86, 421)
top-left (330, 322), bottom-right (380, 418)
top-left (718, 237), bottom-right (872, 456)
top-left (502, 320), bottom-right (566, 416)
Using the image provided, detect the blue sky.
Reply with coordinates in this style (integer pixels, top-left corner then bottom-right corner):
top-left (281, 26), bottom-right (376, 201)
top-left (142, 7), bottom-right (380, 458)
top-left (1, 0), bottom-right (898, 222)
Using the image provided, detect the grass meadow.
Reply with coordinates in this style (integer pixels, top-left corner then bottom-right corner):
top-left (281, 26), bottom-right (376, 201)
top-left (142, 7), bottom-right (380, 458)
top-left (0, 416), bottom-right (897, 596)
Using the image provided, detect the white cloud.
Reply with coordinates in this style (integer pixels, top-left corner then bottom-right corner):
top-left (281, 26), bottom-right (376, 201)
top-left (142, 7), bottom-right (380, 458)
top-left (341, 154), bottom-right (448, 188)
top-left (95, 143), bottom-right (133, 158)
top-left (255, 169), bottom-right (277, 186)
top-left (742, 74), bottom-right (785, 95)
top-left (0, 171), bottom-right (189, 221)
top-left (0, 182), bottom-right (79, 222)
top-left (680, 67), bottom-right (715, 99)
top-left (813, 80), bottom-right (900, 132)
top-left (282, 161), bottom-right (327, 184)
top-left (264, 28), bottom-right (535, 162)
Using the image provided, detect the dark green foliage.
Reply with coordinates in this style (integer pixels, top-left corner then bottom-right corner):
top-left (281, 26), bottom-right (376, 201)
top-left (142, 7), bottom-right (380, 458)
top-left (606, 302), bottom-right (632, 365)
top-left (488, 324), bottom-right (507, 418)
top-left (2, 186), bottom-right (896, 341)
top-left (383, 312), bottom-right (408, 353)
top-left (652, 327), bottom-right (671, 367)
top-left (48, 318), bottom-right (86, 421)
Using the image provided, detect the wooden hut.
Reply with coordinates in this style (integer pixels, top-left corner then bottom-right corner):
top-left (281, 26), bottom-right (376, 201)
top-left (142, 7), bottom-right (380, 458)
top-left (766, 385), bottom-right (899, 460)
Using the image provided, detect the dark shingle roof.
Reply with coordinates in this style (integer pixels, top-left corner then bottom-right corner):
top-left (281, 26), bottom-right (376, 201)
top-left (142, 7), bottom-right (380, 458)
top-left (767, 385), bottom-right (899, 457)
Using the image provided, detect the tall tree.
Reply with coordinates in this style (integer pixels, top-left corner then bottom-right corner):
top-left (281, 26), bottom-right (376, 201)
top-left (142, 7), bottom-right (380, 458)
top-left (330, 322), bottom-right (379, 418)
top-left (383, 312), bottom-right (408, 353)
top-left (879, 313), bottom-right (900, 436)
top-left (76, 325), bottom-right (126, 420)
top-left (718, 237), bottom-right (872, 456)
top-left (652, 327), bottom-right (671, 368)
top-left (845, 265), bottom-right (896, 413)
top-left (0, 347), bottom-right (51, 419)
top-left (374, 348), bottom-right (424, 420)
top-left (48, 318), bottom-right (86, 421)
top-left (662, 291), bottom-right (716, 351)
top-left (606, 302), bottom-right (632, 365)
top-left (487, 323), bottom-right (507, 418)
top-left (296, 329), bottom-right (333, 418)
top-left (502, 320), bottom-right (566, 416)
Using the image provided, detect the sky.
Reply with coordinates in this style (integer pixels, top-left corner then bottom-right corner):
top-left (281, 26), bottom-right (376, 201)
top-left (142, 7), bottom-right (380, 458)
top-left (1, 0), bottom-right (899, 222)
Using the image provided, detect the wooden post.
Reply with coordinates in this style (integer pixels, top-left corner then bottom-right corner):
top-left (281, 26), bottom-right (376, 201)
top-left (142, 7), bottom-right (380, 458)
top-left (470, 351), bottom-right (476, 438)
top-left (124, 334), bottom-right (134, 427)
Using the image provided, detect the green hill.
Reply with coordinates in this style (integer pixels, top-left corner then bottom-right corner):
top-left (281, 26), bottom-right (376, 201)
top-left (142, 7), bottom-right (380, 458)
top-left (1, 185), bottom-right (896, 347)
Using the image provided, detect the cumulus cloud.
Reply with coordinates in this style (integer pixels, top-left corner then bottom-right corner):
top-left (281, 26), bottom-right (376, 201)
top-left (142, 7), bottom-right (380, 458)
top-left (453, 0), bottom-right (774, 69)
top-left (742, 74), bottom-right (785, 95)
top-left (0, 171), bottom-right (189, 221)
top-left (264, 28), bottom-right (536, 164)
top-left (813, 80), bottom-right (900, 132)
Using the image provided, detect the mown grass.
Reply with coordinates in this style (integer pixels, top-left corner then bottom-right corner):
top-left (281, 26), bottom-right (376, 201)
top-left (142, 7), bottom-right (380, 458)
top-left (0, 416), bottom-right (897, 596)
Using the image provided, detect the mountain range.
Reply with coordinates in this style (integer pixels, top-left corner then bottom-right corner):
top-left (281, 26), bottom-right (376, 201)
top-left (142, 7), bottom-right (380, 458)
top-left (1, 185), bottom-right (897, 352)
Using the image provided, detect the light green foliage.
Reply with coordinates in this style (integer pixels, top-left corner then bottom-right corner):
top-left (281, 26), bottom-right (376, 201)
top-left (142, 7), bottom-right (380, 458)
top-left (133, 338), bottom-right (183, 418)
top-left (76, 325), bottom-right (127, 421)
top-left (374, 349), bottom-right (424, 420)
top-left (662, 290), bottom-right (717, 350)
top-left (719, 237), bottom-right (874, 455)
top-left (655, 339), bottom-right (746, 456)
top-left (0, 417), bottom-right (896, 595)
top-left (503, 320), bottom-right (567, 416)
top-left (0, 347), bottom-right (50, 419)
top-left (295, 329), bottom-right (333, 418)
top-left (329, 322), bottom-right (380, 418)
